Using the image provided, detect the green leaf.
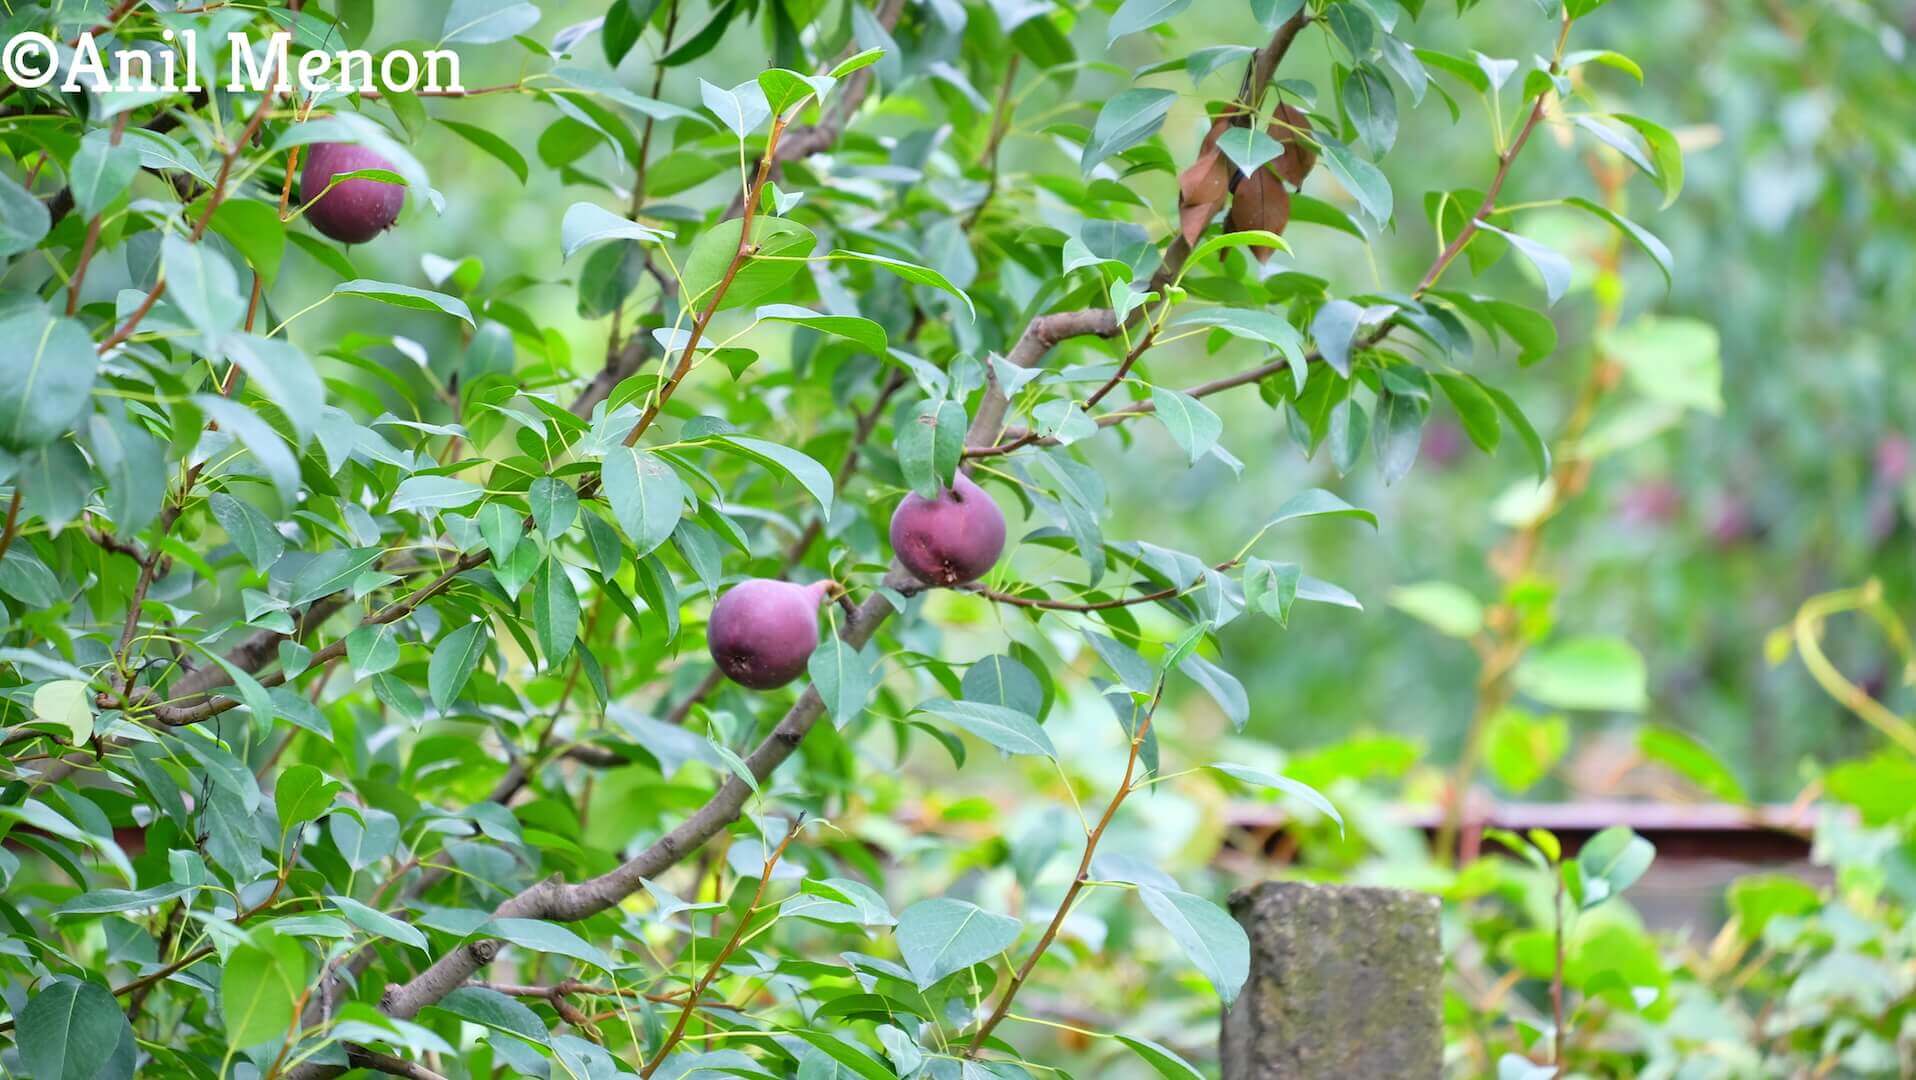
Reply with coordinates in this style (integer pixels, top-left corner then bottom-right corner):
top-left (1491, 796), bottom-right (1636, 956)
top-left (222, 334), bottom-right (323, 443)
top-left (1476, 223), bottom-right (1571, 306)
top-left (1317, 137), bottom-right (1392, 226)
top-left (1433, 372), bottom-right (1500, 452)
top-left (1575, 825), bottom-right (1655, 908)
top-left (195, 396), bottom-right (301, 501)
top-left (210, 493), bottom-right (286, 573)
top-left (1477, 381), bottom-right (1550, 482)
top-left (479, 917), bottom-right (615, 970)
top-left (70, 129), bottom-right (140, 219)
top-left (428, 621), bottom-right (486, 711)
top-left (1178, 654), bottom-right (1247, 730)
top-left (709, 435), bottom-right (834, 518)
top-left (1116, 1035), bottom-right (1206, 1080)
top-left (330, 894), bottom-right (429, 950)
top-left (1108, 0), bottom-right (1193, 43)
top-left (428, 986), bottom-right (551, 1046)
top-left (87, 409), bottom-right (164, 535)
top-left (1186, 228), bottom-right (1292, 268)
top-left (1260, 488), bottom-right (1378, 532)
top-left (1484, 708), bottom-right (1568, 793)
top-left (757, 68), bottom-right (836, 114)
top-left (1242, 558), bottom-right (1301, 624)
top-left (0, 303), bottom-right (99, 451)
top-left (392, 475), bottom-right (484, 513)
top-left (442, 0), bottom-right (541, 44)
top-left (53, 882), bottom-right (195, 916)
top-left (561, 202), bottom-right (667, 260)
top-left (1480, 298), bottom-right (1557, 366)
top-left (1205, 764), bottom-right (1343, 831)
top-left (163, 233), bottom-right (246, 337)
top-left (347, 622), bottom-right (401, 680)
top-left (1513, 635), bottom-right (1648, 712)
top-left (913, 699), bottom-right (1056, 758)
top-left (1604, 316), bottom-right (1721, 415)
top-left (1214, 126), bottom-right (1285, 173)
top-left (1564, 197), bottom-right (1673, 288)
top-left (440, 119), bottom-right (530, 183)
top-left (700, 76), bottom-right (771, 137)
top-left (897, 399), bottom-right (967, 498)
top-left (1341, 65), bottom-right (1397, 154)
top-left (289, 547), bottom-right (383, 606)
top-left (602, 447), bottom-right (685, 557)
top-left (827, 250), bottom-right (976, 319)
top-left (1081, 88), bottom-right (1176, 174)
top-left (221, 933), bottom-right (308, 1048)
top-left (0, 170), bottom-right (51, 257)
top-left (208, 198), bottom-right (287, 288)
top-left (681, 217), bottom-right (816, 311)
top-left (16, 977), bottom-right (129, 1080)
top-left (810, 635), bottom-right (880, 730)
top-left (32, 680), bottom-right (94, 745)
top-left (1137, 886), bottom-right (1250, 1005)
top-left (1310, 299), bottom-right (1362, 377)
top-left (1387, 581), bottom-right (1483, 638)
top-left (333, 280), bottom-right (476, 326)
top-left (478, 502), bottom-right (523, 567)
top-left (830, 46), bottom-right (886, 79)
top-left (1150, 386), bottom-right (1222, 466)
top-left (894, 898), bottom-right (1022, 988)
top-left (274, 763), bottom-right (341, 832)
top-left (1086, 631), bottom-right (1157, 695)
top-left (528, 476), bottom-right (580, 538)
top-left (1726, 875), bottom-right (1820, 939)
top-left (534, 557), bottom-right (580, 662)
top-left (755, 303), bottom-right (888, 351)
top-left (1638, 726), bottom-right (1747, 803)
top-left (961, 655), bottom-right (1045, 718)
top-left (1610, 113), bottom-right (1683, 208)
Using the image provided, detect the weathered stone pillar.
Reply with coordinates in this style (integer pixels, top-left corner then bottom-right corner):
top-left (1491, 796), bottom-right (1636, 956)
top-left (1221, 882), bottom-right (1443, 1079)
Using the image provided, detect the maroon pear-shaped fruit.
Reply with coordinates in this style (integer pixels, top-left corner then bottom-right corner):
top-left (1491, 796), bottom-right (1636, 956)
top-left (707, 578), bottom-right (831, 690)
top-left (889, 474), bottom-right (1007, 587)
top-left (300, 142), bottom-right (405, 244)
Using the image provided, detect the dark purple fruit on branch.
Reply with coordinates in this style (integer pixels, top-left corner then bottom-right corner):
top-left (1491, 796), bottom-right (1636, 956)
top-left (300, 142), bottom-right (405, 244)
top-left (890, 474), bottom-right (1007, 587)
top-left (707, 578), bottom-right (831, 690)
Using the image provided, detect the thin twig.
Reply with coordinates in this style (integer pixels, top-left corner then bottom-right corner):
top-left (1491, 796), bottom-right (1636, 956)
top-left (0, 489), bottom-right (23, 563)
top-left (639, 817), bottom-right (803, 1077)
top-left (965, 687), bottom-right (1161, 1057)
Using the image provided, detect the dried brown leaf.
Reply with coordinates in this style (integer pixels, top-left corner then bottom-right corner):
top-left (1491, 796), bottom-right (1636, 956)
top-left (1269, 103), bottom-right (1318, 188)
top-left (1226, 168), bottom-right (1291, 261)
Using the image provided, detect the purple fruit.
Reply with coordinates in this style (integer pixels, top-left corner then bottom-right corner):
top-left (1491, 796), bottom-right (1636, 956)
top-left (300, 142), bottom-right (405, 244)
top-left (889, 474), bottom-right (1007, 587)
top-left (707, 578), bottom-right (831, 690)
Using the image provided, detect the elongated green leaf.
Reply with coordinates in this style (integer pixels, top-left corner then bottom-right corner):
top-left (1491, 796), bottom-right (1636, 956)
top-left (334, 280), bottom-right (475, 326)
top-left (913, 699), bottom-right (1055, 757)
top-left (1082, 88), bottom-right (1176, 174)
top-left (828, 250), bottom-right (975, 319)
top-left (0, 304), bottom-right (98, 452)
top-left (602, 447), bottom-right (686, 557)
top-left (428, 621), bottom-right (486, 710)
top-left (895, 898), bottom-right (1022, 988)
top-left (17, 978), bottom-right (129, 1080)
top-left (1137, 886), bottom-right (1250, 1004)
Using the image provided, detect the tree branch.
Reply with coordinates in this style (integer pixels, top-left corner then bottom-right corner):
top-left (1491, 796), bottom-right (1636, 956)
top-left (639, 817), bottom-right (801, 1076)
top-left (343, 1049), bottom-right (448, 1080)
top-left (965, 688), bottom-right (1160, 1056)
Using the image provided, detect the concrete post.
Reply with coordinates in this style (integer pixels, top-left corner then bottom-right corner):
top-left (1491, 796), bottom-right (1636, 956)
top-left (1220, 882), bottom-right (1444, 1079)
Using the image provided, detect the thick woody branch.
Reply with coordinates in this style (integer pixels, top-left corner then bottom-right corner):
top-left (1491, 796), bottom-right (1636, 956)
top-left (343, 1049), bottom-right (448, 1080)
